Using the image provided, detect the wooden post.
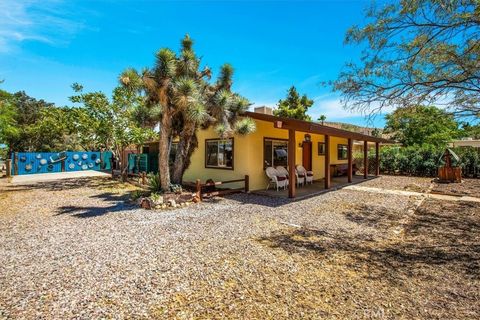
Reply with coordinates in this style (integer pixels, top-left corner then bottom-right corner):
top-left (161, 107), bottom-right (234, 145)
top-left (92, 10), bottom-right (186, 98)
top-left (14, 152), bottom-right (18, 176)
top-left (375, 142), bottom-right (380, 176)
top-left (196, 179), bottom-right (202, 201)
top-left (325, 135), bottom-right (331, 189)
top-left (288, 129), bottom-right (296, 198)
top-left (141, 172), bottom-right (147, 185)
top-left (364, 141), bottom-right (368, 179)
top-left (347, 138), bottom-right (353, 183)
top-left (110, 156), bottom-right (114, 178)
top-left (244, 175), bottom-right (249, 192)
top-left (5, 159), bottom-right (12, 178)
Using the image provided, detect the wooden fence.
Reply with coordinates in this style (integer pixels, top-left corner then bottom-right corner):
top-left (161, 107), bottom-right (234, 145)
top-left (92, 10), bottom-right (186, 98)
top-left (185, 175), bottom-right (249, 201)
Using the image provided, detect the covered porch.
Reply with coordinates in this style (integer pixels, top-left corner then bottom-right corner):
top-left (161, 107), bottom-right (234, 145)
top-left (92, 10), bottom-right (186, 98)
top-left (246, 111), bottom-right (391, 198)
top-left (252, 175), bottom-right (377, 200)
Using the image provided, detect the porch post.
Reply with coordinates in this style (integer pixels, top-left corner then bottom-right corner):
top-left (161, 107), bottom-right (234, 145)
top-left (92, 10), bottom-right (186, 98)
top-left (375, 142), bottom-right (380, 176)
top-left (347, 138), bottom-right (353, 183)
top-left (325, 135), bottom-right (331, 189)
top-left (288, 129), bottom-right (296, 198)
top-left (363, 141), bottom-right (368, 179)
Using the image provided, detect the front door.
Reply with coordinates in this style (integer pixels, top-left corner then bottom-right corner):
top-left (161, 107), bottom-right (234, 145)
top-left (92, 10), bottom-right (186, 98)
top-left (302, 141), bottom-right (312, 171)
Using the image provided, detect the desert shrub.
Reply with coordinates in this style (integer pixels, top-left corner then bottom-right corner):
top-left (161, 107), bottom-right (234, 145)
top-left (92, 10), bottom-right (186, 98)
top-left (169, 184), bottom-right (183, 194)
top-left (150, 193), bottom-right (163, 202)
top-left (130, 190), bottom-right (148, 201)
top-left (147, 173), bottom-right (162, 193)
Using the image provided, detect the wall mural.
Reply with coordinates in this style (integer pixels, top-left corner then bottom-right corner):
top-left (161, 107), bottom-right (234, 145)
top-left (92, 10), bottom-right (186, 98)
top-left (14, 151), bottom-right (112, 175)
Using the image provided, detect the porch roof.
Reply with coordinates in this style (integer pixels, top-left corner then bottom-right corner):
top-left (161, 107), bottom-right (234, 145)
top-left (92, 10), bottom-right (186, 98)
top-left (244, 111), bottom-right (394, 143)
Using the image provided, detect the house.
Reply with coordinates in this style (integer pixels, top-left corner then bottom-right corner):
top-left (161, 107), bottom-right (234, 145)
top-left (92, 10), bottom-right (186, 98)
top-left (143, 107), bottom-right (392, 198)
top-left (449, 138), bottom-right (480, 148)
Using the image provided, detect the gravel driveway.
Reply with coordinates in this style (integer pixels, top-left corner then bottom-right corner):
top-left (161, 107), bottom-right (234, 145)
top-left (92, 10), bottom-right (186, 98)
top-left (0, 175), bottom-right (478, 319)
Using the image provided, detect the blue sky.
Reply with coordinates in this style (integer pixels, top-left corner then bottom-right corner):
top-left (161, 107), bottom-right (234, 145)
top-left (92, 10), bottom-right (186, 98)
top-left (0, 0), bottom-right (387, 128)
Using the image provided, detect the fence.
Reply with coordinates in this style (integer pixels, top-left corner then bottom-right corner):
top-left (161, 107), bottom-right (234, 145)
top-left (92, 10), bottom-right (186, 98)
top-left (12, 151), bottom-right (112, 175)
top-left (128, 153), bottom-right (159, 174)
top-left (184, 175), bottom-right (249, 201)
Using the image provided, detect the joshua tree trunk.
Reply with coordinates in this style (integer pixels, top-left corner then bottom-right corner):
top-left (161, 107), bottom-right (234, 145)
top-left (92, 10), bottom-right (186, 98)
top-left (171, 123), bottom-right (196, 184)
top-left (158, 114), bottom-right (172, 191)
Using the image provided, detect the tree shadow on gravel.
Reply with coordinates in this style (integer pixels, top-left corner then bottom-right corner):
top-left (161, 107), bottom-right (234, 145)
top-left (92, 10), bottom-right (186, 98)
top-left (12, 176), bottom-right (125, 192)
top-left (55, 192), bottom-right (137, 218)
top-left (258, 200), bottom-right (480, 282)
top-left (223, 193), bottom-right (291, 208)
top-left (344, 203), bottom-right (405, 230)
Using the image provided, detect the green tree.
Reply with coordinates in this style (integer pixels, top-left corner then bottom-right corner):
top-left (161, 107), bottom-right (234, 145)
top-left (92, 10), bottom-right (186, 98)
top-left (120, 35), bottom-right (255, 190)
top-left (0, 89), bottom-right (19, 156)
top-left (28, 106), bottom-right (78, 151)
top-left (334, 0), bottom-right (480, 119)
top-left (317, 114), bottom-right (326, 125)
top-left (371, 128), bottom-right (381, 137)
top-left (274, 86), bottom-right (313, 121)
top-left (0, 90), bottom-right (73, 155)
top-left (384, 105), bottom-right (460, 147)
top-left (459, 122), bottom-right (480, 139)
top-left (70, 82), bottom-right (156, 180)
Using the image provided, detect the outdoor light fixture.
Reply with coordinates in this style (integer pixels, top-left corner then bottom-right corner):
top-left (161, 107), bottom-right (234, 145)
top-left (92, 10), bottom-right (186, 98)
top-left (304, 134), bottom-right (311, 142)
top-left (274, 121), bottom-right (283, 128)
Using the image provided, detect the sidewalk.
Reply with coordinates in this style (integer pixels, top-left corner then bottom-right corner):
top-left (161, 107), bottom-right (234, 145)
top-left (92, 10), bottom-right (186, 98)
top-left (11, 171), bottom-right (111, 185)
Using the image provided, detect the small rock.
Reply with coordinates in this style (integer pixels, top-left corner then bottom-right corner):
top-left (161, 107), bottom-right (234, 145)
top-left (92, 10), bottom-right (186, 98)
top-left (140, 198), bottom-right (153, 210)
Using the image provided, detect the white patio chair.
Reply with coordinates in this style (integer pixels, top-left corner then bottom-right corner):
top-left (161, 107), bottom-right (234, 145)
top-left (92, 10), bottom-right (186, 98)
top-left (265, 167), bottom-right (288, 191)
top-left (297, 165), bottom-right (314, 184)
top-left (276, 166), bottom-right (289, 179)
top-left (294, 166), bottom-right (305, 187)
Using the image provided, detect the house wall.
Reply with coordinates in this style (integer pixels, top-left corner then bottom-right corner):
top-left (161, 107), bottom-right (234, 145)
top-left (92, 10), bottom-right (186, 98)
top-left (182, 119), bottom-right (349, 191)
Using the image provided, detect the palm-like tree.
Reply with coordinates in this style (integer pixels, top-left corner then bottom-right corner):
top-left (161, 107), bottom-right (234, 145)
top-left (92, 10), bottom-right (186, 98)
top-left (121, 35), bottom-right (255, 190)
top-left (318, 115), bottom-right (326, 125)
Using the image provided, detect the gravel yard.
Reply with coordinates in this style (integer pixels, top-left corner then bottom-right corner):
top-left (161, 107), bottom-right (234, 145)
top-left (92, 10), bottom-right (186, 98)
top-left (431, 178), bottom-right (480, 197)
top-left (0, 175), bottom-right (478, 319)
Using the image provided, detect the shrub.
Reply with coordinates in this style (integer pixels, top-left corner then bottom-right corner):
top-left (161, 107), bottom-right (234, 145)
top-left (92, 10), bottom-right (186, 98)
top-left (452, 146), bottom-right (480, 177)
top-left (169, 184), bottom-right (183, 194)
top-left (147, 173), bottom-right (162, 193)
top-left (377, 144), bottom-right (479, 177)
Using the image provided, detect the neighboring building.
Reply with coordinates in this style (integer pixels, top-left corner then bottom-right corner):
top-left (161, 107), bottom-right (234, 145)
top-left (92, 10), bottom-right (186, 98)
top-left (449, 138), bottom-right (480, 148)
top-left (144, 107), bottom-right (391, 198)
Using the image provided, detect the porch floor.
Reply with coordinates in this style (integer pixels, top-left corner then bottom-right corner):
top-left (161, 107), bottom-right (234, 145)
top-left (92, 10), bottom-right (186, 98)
top-left (252, 175), bottom-right (377, 200)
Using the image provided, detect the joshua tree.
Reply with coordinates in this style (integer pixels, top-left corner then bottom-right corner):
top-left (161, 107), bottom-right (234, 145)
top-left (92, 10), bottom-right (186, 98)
top-left (121, 35), bottom-right (255, 190)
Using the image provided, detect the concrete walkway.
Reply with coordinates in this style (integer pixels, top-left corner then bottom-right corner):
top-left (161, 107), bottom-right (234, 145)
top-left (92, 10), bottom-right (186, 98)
top-left (11, 171), bottom-right (111, 185)
top-left (345, 185), bottom-right (480, 203)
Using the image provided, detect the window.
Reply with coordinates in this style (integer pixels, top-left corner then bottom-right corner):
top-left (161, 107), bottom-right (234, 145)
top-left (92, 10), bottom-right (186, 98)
top-left (205, 139), bottom-right (234, 169)
top-left (318, 142), bottom-right (325, 155)
top-left (264, 138), bottom-right (288, 168)
top-left (337, 144), bottom-right (348, 160)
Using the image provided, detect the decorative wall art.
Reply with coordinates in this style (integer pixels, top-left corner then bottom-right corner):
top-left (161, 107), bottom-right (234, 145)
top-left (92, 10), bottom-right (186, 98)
top-left (13, 151), bottom-right (112, 175)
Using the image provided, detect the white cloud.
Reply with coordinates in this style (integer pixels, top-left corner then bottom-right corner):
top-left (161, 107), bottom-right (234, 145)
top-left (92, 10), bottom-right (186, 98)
top-left (310, 97), bottom-right (362, 120)
top-left (0, 0), bottom-right (84, 53)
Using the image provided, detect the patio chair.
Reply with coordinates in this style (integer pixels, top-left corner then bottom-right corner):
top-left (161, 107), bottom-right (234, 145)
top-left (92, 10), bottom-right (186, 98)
top-left (276, 166), bottom-right (289, 178)
top-left (294, 166), bottom-right (305, 187)
top-left (297, 165), bottom-right (314, 185)
top-left (265, 167), bottom-right (288, 191)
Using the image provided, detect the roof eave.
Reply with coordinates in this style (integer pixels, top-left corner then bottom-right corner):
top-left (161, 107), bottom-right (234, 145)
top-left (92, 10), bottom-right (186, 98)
top-left (243, 111), bottom-right (394, 144)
